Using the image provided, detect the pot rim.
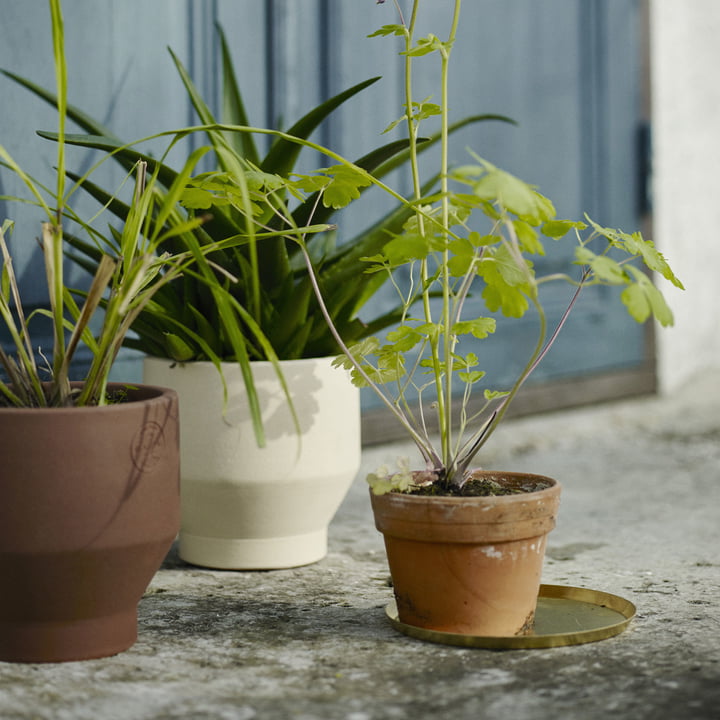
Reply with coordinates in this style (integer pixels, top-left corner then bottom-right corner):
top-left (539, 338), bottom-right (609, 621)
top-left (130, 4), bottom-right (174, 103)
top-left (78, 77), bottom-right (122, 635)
top-left (144, 355), bottom-right (340, 370)
top-left (0, 382), bottom-right (176, 416)
top-left (372, 471), bottom-right (560, 505)
top-left (370, 471), bottom-right (561, 542)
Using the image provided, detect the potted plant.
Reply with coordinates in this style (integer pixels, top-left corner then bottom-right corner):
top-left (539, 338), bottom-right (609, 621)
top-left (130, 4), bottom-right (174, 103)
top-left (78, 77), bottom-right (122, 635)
top-left (66, 68), bottom-right (399, 572)
top-left (3, 25), bottom-right (510, 571)
top-left (0, 0), bottom-right (220, 662)
top-left (283, 0), bottom-right (683, 637)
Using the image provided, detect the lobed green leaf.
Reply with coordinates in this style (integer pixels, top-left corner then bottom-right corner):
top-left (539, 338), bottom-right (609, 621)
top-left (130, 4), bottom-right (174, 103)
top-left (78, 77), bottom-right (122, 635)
top-left (318, 165), bottom-right (373, 209)
top-left (453, 317), bottom-right (496, 339)
top-left (542, 218), bottom-right (587, 238)
top-left (575, 246), bottom-right (628, 284)
top-left (622, 266), bottom-right (675, 327)
top-left (368, 24), bottom-right (406, 39)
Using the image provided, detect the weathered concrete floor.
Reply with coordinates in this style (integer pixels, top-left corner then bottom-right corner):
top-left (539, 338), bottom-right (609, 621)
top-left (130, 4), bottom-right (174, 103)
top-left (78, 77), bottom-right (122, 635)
top-left (1, 371), bottom-right (719, 720)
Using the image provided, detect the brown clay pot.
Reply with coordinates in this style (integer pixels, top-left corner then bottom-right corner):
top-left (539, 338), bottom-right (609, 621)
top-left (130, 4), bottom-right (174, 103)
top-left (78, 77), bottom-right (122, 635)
top-left (370, 471), bottom-right (561, 636)
top-left (0, 384), bottom-right (180, 662)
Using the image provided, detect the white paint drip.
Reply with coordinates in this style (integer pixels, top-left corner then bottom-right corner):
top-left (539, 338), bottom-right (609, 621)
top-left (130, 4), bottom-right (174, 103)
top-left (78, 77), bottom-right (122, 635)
top-left (482, 545), bottom-right (503, 559)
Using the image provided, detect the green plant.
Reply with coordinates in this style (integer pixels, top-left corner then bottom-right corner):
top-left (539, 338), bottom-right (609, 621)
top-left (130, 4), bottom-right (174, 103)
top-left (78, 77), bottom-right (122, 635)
top-left (290, 0), bottom-right (684, 491)
top-left (2, 24), bottom-right (510, 370)
top-left (0, 0), bottom-right (223, 407)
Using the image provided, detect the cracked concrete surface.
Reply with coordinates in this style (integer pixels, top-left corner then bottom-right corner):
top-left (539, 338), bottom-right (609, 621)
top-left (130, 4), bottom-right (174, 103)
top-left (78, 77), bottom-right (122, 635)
top-left (0, 370), bottom-right (718, 719)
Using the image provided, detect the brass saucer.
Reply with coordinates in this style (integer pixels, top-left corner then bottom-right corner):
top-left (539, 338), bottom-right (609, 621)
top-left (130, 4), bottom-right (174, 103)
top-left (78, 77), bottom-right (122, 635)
top-left (385, 584), bottom-right (636, 649)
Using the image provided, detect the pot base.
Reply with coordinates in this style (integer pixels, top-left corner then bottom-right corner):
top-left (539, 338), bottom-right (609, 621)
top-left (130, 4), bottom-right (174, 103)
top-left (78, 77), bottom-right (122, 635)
top-left (385, 584), bottom-right (636, 649)
top-left (0, 610), bottom-right (137, 663)
top-left (179, 528), bottom-right (328, 570)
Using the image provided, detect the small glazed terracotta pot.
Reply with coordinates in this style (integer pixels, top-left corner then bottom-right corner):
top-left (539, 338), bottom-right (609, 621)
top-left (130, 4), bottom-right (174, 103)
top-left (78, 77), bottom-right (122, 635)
top-left (0, 384), bottom-right (180, 663)
top-left (370, 471), bottom-right (561, 636)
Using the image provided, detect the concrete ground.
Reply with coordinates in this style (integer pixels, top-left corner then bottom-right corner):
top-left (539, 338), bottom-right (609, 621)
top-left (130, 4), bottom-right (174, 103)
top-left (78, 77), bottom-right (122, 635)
top-left (0, 370), bottom-right (718, 720)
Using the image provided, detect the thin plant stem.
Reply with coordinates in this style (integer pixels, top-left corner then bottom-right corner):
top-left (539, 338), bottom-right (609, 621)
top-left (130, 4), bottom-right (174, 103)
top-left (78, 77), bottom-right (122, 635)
top-left (439, 0), bottom-right (462, 479)
top-left (296, 237), bottom-right (441, 468)
top-left (406, 3), bottom-right (446, 451)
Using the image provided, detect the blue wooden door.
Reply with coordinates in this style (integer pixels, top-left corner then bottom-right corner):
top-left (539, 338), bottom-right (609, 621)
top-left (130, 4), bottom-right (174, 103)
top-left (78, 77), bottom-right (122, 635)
top-left (0, 1), bottom-right (649, 436)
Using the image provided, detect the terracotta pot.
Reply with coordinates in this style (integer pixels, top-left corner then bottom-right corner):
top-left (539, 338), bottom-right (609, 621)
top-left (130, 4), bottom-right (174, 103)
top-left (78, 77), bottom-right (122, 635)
top-left (0, 384), bottom-right (180, 663)
top-left (143, 356), bottom-right (360, 569)
top-left (370, 471), bottom-right (561, 636)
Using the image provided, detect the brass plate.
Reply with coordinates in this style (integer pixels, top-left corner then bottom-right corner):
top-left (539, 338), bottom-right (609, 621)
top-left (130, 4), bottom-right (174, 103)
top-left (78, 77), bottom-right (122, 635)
top-left (385, 584), bottom-right (636, 649)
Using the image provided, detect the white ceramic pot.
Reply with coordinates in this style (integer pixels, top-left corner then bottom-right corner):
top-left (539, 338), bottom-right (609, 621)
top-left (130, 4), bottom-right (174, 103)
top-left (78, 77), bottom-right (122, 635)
top-left (143, 355), bottom-right (361, 569)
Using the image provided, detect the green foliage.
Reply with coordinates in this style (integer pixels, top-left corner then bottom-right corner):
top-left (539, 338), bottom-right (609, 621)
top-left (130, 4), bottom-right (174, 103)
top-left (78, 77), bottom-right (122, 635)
top-left (309, 165), bottom-right (374, 209)
top-left (305, 0), bottom-right (684, 491)
top-left (2, 20), bottom-right (512, 442)
top-left (2, 24), bottom-right (507, 369)
top-left (2, 1), bottom-right (681, 477)
top-left (347, 152), bottom-right (682, 488)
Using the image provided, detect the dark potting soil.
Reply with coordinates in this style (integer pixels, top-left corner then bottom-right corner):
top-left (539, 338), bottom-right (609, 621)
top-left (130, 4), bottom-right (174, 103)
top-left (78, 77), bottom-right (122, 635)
top-left (408, 476), bottom-right (553, 497)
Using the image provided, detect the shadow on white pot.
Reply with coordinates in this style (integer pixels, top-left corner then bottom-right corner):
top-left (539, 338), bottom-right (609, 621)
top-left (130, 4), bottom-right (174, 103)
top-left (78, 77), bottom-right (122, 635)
top-left (143, 356), bottom-right (360, 569)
